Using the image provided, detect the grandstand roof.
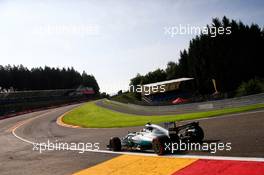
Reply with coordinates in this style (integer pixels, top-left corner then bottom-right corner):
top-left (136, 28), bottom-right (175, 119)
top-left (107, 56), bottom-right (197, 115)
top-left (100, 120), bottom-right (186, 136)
top-left (143, 77), bottom-right (194, 87)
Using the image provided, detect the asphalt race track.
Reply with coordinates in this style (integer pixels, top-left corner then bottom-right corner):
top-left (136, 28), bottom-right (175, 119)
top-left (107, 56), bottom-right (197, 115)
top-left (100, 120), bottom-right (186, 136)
top-left (0, 102), bottom-right (264, 175)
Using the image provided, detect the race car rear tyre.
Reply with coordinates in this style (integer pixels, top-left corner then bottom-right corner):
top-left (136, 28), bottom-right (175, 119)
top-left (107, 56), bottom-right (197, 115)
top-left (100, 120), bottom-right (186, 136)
top-left (109, 137), bottom-right (121, 151)
top-left (152, 136), bottom-right (170, 155)
top-left (192, 126), bottom-right (204, 142)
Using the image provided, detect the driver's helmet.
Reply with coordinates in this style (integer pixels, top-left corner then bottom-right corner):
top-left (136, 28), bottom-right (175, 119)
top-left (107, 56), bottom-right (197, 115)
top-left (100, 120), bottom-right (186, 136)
top-left (142, 123), bottom-right (153, 132)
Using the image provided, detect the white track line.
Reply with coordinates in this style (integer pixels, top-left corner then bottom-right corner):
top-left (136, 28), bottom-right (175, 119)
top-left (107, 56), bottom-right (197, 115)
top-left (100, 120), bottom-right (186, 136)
top-left (11, 109), bottom-right (264, 162)
top-left (12, 111), bottom-right (58, 145)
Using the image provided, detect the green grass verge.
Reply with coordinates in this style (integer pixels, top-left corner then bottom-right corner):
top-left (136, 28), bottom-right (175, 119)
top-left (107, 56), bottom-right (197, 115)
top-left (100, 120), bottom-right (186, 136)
top-left (63, 102), bottom-right (264, 128)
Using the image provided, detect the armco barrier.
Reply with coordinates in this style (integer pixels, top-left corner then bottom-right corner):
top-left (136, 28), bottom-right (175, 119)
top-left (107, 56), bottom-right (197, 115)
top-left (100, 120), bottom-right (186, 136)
top-left (106, 93), bottom-right (264, 114)
top-left (0, 89), bottom-right (97, 118)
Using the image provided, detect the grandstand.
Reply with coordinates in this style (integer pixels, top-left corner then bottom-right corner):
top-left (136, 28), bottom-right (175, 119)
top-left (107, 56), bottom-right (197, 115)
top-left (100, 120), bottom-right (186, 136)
top-left (141, 78), bottom-right (194, 104)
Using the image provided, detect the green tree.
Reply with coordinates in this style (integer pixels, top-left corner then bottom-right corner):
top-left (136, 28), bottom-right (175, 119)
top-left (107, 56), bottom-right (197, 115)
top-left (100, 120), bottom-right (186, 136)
top-left (82, 71), bottom-right (100, 94)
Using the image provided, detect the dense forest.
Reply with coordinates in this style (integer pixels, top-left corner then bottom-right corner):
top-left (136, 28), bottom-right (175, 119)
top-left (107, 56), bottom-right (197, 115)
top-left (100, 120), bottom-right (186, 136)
top-left (130, 16), bottom-right (264, 95)
top-left (0, 65), bottom-right (99, 93)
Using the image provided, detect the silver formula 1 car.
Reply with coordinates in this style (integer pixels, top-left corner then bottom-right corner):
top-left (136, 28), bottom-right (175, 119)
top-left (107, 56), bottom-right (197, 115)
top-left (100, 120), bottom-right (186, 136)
top-left (107, 122), bottom-right (204, 155)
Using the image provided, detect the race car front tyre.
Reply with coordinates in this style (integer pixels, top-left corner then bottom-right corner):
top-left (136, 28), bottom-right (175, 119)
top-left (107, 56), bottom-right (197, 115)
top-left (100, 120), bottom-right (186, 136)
top-left (109, 137), bottom-right (121, 151)
top-left (152, 136), bottom-right (170, 155)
